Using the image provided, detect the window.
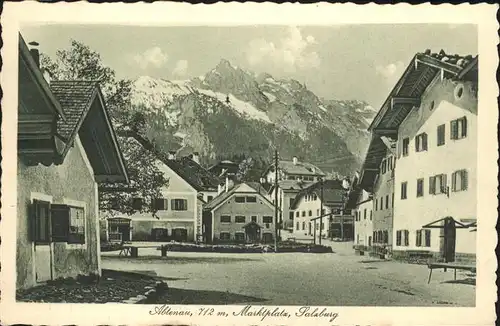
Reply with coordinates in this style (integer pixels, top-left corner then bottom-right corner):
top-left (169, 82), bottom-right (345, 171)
top-left (235, 232), bottom-right (245, 241)
top-left (369, 210), bottom-right (372, 220)
top-left (313, 194), bottom-right (318, 200)
top-left (289, 198), bottom-right (294, 208)
top-left (452, 169), bottom-right (468, 192)
top-left (68, 206), bottom-right (85, 244)
top-left (207, 195), bottom-right (214, 202)
top-left (402, 138), bottom-right (410, 156)
top-left (302, 222), bottom-right (305, 230)
top-left (220, 232), bottom-right (230, 240)
top-left (392, 193), bottom-right (394, 207)
top-left (381, 159), bottom-right (387, 174)
top-left (415, 133), bottom-right (428, 152)
top-left (416, 230), bottom-right (422, 247)
top-left (416, 178), bottom-right (424, 197)
top-left (49, 203), bottom-right (85, 244)
top-left (317, 209), bottom-right (320, 216)
top-left (301, 211), bottom-right (306, 217)
top-left (429, 174), bottom-right (447, 195)
top-left (220, 215), bottom-right (231, 223)
top-left (235, 216), bottom-right (245, 223)
top-left (296, 222), bottom-right (300, 230)
top-left (396, 230), bottom-right (402, 246)
top-left (404, 230), bottom-right (409, 246)
top-left (401, 182), bottom-right (408, 199)
top-left (296, 211), bottom-right (299, 217)
top-left (171, 199), bottom-right (188, 211)
top-left (383, 230), bottom-right (389, 243)
top-left (385, 195), bottom-right (389, 209)
top-left (263, 216), bottom-right (273, 224)
top-left (424, 229), bottom-right (431, 247)
top-left (375, 199), bottom-right (378, 211)
top-left (31, 200), bottom-right (51, 243)
top-left (235, 196), bottom-right (245, 203)
top-left (373, 231), bottom-right (377, 243)
top-left (363, 209), bottom-right (367, 220)
top-left (152, 198), bottom-right (168, 211)
top-left (437, 124), bottom-right (446, 146)
top-left (387, 157), bottom-right (393, 171)
top-left (251, 216), bottom-right (257, 222)
top-left (380, 197), bottom-right (384, 209)
top-left (308, 210), bottom-right (312, 217)
top-left (378, 231), bottom-right (383, 243)
top-left (246, 196), bottom-right (257, 203)
top-left (289, 212), bottom-right (294, 220)
top-left (322, 209), bottom-right (325, 215)
top-left (451, 116), bottom-right (467, 140)
top-left (132, 197), bottom-right (143, 210)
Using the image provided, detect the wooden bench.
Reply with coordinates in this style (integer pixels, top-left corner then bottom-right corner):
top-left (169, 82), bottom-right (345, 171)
top-left (118, 244), bottom-right (168, 258)
top-left (427, 263), bottom-right (476, 283)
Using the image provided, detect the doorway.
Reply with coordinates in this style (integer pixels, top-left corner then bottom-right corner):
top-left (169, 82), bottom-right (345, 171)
top-left (443, 217), bottom-right (456, 262)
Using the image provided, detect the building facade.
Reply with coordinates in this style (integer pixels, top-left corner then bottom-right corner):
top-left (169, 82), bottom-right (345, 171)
top-left (368, 50), bottom-right (478, 263)
top-left (103, 133), bottom-right (220, 243)
top-left (353, 189), bottom-right (373, 248)
top-left (17, 34), bottom-right (128, 289)
top-left (203, 183), bottom-right (276, 243)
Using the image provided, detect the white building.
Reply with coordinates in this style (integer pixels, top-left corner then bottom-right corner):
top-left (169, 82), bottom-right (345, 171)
top-left (368, 50), bottom-right (478, 263)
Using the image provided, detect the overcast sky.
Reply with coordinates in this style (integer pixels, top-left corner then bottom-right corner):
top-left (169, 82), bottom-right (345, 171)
top-left (21, 24), bottom-right (477, 108)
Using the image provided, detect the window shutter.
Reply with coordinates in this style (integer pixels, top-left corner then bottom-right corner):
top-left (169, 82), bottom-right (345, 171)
top-left (415, 136), bottom-right (420, 151)
top-left (28, 202), bottom-right (37, 242)
top-left (51, 204), bottom-right (70, 242)
top-left (404, 230), bottom-right (409, 246)
top-left (423, 133), bottom-right (428, 150)
top-left (451, 172), bottom-right (457, 192)
top-left (462, 170), bottom-right (468, 190)
top-left (461, 116), bottom-right (468, 137)
top-left (425, 229), bottom-right (431, 247)
top-left (171, 199), bottom-right (175, 210)
top-left (429, 176), bottom-right (434, 194)
top-left (442, 174), bottom-right (447, 192)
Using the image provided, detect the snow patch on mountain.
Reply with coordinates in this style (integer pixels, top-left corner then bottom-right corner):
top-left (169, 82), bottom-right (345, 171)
top-left (196, 89), bottom-right (272, 123)
top-left (263, 92), bottom-right (277, 102)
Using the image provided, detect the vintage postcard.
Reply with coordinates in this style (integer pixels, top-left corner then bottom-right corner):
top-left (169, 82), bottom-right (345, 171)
top-left (1, 2), bottom-right (498, 326)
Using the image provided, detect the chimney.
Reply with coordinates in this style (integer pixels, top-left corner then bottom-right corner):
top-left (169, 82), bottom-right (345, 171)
top-left (293, 156), bottom-right (298, 165)
top-left (28, 41), bottom-right (40, 67)
top-left (192, 152), bottom-right (200, 164)
top-left (168, 151), bottom-right (176, 160)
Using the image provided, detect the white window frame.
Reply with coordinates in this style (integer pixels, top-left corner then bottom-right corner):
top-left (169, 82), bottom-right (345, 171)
top-left (63, 198), bottom-right (88, 250)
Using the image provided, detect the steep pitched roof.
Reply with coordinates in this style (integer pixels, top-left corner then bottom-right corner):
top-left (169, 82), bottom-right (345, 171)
top-left (118, 130), bottom-right (220, 192)
top-left (203, 182), bottom-right (274, 211)
top-left (51, 80), bottom-right (98, 141)
top-left (290, 179), bottom-right (348, 209)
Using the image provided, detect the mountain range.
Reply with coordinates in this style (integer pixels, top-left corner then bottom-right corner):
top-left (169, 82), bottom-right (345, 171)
top-left (128, 59), bottom-right (377, 177)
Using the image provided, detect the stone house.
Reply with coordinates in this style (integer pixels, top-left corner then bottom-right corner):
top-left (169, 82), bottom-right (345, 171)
top-left (102, 132), bottom-right (220, 243)
top-left (263, 157), bottom-right (325, 229)
top-left (203, 182), bottom-right (276, 244)
top-left (368, 49), bottom-right (478, 263)
top-left (290, 179), bottom-right (352, 239)
top-left (17, 34), bottom-right (129, 289)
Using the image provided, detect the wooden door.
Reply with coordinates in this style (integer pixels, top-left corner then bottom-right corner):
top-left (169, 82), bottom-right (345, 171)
top-left (33, 200), bottom-right (52, 282)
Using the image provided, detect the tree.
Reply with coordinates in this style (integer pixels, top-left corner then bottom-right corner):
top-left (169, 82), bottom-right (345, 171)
top-left (41, 41), bottom-right (168, 216)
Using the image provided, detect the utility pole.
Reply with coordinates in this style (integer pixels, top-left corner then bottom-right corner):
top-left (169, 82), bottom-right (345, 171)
top-left (319, 178), bottom-right (323, 245)
top-left (274, 149), bottom-right (279, 253)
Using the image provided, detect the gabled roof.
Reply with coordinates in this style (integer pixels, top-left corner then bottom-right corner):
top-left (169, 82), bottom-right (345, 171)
top-left (290, 179), bottom-right (348, 209)
top-left (51, 80), bottom-right (98, 141)
top-left (369, 50), bottom-right (478, 135)
top-left (18, 33), bottom-right (66, 119)
top-left (119, 130), bottom-right (220, 192)
top-left (49, 80), bottom-right (128, 183)
top-left (264, 160), bottom-right (325, 177)
top-left (203, 182), bottom-right (274, 212)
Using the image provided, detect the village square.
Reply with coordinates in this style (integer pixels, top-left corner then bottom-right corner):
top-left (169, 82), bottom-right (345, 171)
top-left (15, 24), bottom-right (477, 306)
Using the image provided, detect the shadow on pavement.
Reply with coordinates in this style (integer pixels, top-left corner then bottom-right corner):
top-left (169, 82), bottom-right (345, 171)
top-left (442, 278), bottom-right (476, 286)
top-left (156, 288), bottom-right (268, 304)
top-left (104, 256), bottom-right (261, 264)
